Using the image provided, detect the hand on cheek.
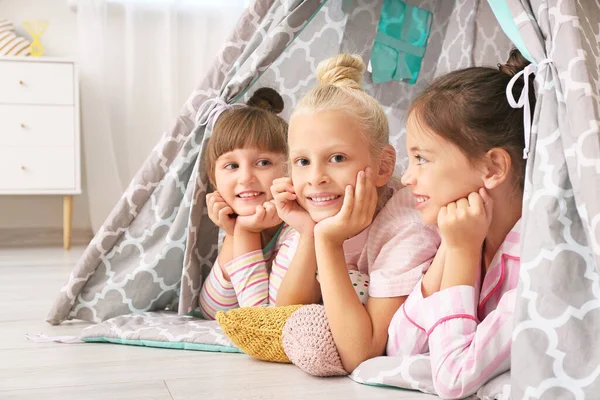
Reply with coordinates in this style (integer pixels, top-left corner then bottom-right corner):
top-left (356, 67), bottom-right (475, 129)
top-left (236, 200), bottom-right (282, 233)
top-left (314, 167), bottom-right (378, 246)
top-left (437, 188), bottom-right (493, 250)
top-left (270, 177), bottom-right (315, 235)
top-left (206, 191), bottom-right (236, 236)
top-left (436, 188), bottom-right (493, 289)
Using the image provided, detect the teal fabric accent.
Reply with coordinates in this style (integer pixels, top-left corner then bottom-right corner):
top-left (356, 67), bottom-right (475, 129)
top-left (487, 0), bottom-right (534, 63)
top-left (375, 32), bottom-right (426, 58)
top-left (263, 223), bottom-right (284, 254)
top-left (358, 381), bottom-right (418, 392)
top-left (370, 0), bottom-right (432, 85)
top-left (83, 337), bottom-right (242, 353)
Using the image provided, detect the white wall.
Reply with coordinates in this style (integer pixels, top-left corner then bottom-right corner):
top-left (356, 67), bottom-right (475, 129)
top-left (0, 0), bottom-right (91, 230)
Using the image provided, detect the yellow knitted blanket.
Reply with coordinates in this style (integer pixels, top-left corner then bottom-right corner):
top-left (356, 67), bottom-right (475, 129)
top-left (216, 305), bottom-right (302, 363)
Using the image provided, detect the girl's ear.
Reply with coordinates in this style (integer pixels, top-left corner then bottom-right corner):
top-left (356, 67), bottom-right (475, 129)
top-left (375, 145), bottom-right (396, 187)
top-left (482, 148), bottom-right (511, 189)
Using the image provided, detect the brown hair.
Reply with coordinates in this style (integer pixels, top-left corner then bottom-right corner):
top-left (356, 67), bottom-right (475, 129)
top-left (205, 87), bottom-right (288, 187)
top-left (410, 48), bottom-right (534, 189)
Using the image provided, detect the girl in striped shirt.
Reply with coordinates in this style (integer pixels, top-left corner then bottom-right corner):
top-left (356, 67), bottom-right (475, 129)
top-left (386, 49), bottom-right (532, 398)
top-left (198, 88), bottom-right (289, 319)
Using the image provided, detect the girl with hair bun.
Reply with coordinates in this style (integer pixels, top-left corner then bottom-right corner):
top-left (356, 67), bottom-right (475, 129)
top-left (198, 87), bottom-right (290, 319)
top-left (387, 49), bottom-right (534, 399)
top-left (271, 54), bottom-right (440, 371)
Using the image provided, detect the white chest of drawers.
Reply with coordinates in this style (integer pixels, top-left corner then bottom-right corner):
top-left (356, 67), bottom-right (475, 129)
top-left (0, 57), bottom-right (81, 249)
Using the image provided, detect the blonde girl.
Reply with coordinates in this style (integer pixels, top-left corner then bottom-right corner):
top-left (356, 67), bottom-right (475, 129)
top-left (271, 54), bottom-right (440, 372)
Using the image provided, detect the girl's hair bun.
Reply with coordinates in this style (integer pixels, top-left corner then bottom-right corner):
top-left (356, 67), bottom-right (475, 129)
top-left (498, 48), bottom-right (531, 77)
top-left (316, 54), bottom-right (365, 91)
top-left (247, 87), bottom-right (284, 114)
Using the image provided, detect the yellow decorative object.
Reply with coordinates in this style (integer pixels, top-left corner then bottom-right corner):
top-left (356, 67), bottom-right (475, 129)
top-left (23, 20), bottom-right (48, 57)
top-left (216, 305), bottom-right (302, 363)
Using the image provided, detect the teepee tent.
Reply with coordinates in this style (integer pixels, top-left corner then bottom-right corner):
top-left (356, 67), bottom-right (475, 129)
top-left (507, 1), bottom-right (600, 398)
top-left (47, 0), bottom-right (599, 397)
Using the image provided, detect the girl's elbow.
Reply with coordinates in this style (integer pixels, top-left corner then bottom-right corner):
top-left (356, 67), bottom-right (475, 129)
top-left (274, 295), bottom-right (304, 307)
top-left (275, 299), bottom-right (292, 307)
top-left (274, 295), bottom-right (291, 307)
top-left (340, 354), bottom-right (363, 374)
top-left (341, 344), bottom-right (384, 373)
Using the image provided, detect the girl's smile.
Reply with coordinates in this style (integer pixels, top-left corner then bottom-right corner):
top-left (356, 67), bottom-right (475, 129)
top-left (288, 110), bottom-right (375, 222)
top-left (213, 147), bottom-right (286, 216)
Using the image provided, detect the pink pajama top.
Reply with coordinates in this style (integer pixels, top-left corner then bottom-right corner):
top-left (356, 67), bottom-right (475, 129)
top-left (386, 221), bottom-right (521, 399)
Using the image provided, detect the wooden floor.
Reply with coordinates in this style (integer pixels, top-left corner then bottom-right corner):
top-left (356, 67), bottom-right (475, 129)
top-left (0, 246), bottom-right (437, 400)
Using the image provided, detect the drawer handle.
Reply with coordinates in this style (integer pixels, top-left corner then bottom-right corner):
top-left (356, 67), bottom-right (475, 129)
top-left (19, 80), bottom-right (25, 86)
top-left (20, 165), bottom-right (26, 171)
top-left (20, 123), bottom-right (26, 129)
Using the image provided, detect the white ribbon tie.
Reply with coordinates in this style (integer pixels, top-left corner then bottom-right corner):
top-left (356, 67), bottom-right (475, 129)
top-left (195, 96), bottom-right (244, 132)
top-left (506, 58), bottom-right (551, 159)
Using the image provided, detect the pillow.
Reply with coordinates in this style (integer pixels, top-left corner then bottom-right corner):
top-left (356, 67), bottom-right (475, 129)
top-left (0, 19), bottom-right (31, 56)
top-left (216, 304), bottom-right (301, 363)
top-left (217, 303), bottom-right (348, 376)
top-left (282, 304), bottom-right (347, 376)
